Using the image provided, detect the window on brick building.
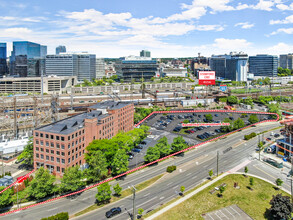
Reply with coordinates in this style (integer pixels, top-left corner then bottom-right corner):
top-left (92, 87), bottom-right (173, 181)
top-left (36, 153), bottom-right (39, 158)
top-left (61, 159), bottom-right (65, 164)
top-left (79, 138), bottom-right (81, 143)
top-left (36, 147), bottom-right (39, 151)
top-left (51, 150), bottom-right (54, 154)
top-left (51, 143), bottom-right (54, 148)
top-left (50, 135), bottom-right (54, 140)
top-left (35, 132), bottom-right (39, 137)
top-left (61, 136), bottom-right (64, 141)
top-left (57, 158), bottom-right (60, 163)
top-left (46, 156), bottom-right (49, 160)
top-left (56, 143), bottom-right (60, 149)
top-left (62, 168), bottom-right (65, 173)
top-left (46, 149), bottom-right (49, 153)
top-left (72, 149), bottom-right (74, 153)
top-left (79, 131), bottom-right (81, 135)
top-left (83, 129), bottom-right (84, 134)
top-left (61, 152), bottom-right (65, 156)
top-left (76, 140), bottom-right (78, 145)
top-left (56, 151), bottom-right (60, 155)
top-left (68, 144), bottom-right (71, 149)
top-left (57, 166), bottom-right (60, 172)
top-left (72, 142), bottom-right (74, 147)
top-left (72, 134), bottom-right (74, 139)
top-left (41, 154), bottom-right (44, 159)
top-left (40, 133), bottom-right (43, 137)
top-left (75, 132), bottom-right (78, 137)
top-left (36, 140), bottom-right (39, 145)
top-left (72, 156), bottom-right (74, 161)
top-left (56, 136), bottom-right (60, 140)
top-left (68, 151), bottom-right (70, 156)
top-left (67, 136), bottom-right (70, 140)
top-left (61, 144), bottom-right (65, 149)
top-left (51, 157), bottom-right (54, 161)
top-left (40, 148), bottom-right (44, 152)
top-left (45, 134), bottom-right (49, 139)
top-left (46, 142), bottom-right (49, 147)
top-left (79, 152), bottom-right (81, 156)
top-left (68, 158), bottom-right (71, 163)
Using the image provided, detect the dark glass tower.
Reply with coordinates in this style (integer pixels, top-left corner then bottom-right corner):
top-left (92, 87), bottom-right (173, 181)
top-left (0, 43), bottom-right (7, 77)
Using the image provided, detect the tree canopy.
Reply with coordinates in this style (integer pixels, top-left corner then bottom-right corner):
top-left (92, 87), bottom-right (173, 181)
top-left (17, 137), bottom-right (34, 166)
top-left (95, 182), bottom-right (112, 204)
top-left (0, 187), bottom-right (12, 208)
top-left (248, 114), bottom-right (259, 124)
top-left (227, 96), bottom-right (238, 104)
top-left (144, 146), bottom-right (160, 163)
top-left (171, 136), bottom-right (188, 153)
top-left (59, 166), bottom-right (85, 193)
top-left (85, 150), bottom-right (108, 182)
top-left (28, 167), bottom-right (56, 200)
top-left (110, 149), bottom-right (129, 176)
top-left (269, 194), bottom-right (293, 220)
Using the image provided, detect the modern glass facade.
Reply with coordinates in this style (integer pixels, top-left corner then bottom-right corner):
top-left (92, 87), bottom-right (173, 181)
top-left (115, 58), bottom-right (159, 82)
top-left (56, 46), bottom-right (66, 55)
top-left (248, 55), bottom-right (278, 77)
top-left (10, 41), bottom-right (47, 77)
top-left (140, 50), bottom-right (151, 57)
top-left (45, 53), bottom-right (96, 82)
top-left (0, 43), bottom-right (7, 77)
top-left (280, 54), bottom-right (293, 70)
top-left (210, 53), bottom-right (248, 81)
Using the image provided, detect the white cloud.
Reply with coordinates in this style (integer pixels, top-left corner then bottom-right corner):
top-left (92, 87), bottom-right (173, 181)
top-left (213, 38), bottom-right (252, 50)
top-left (267, 42), bottom-right (293, 54)
top-left (235, 22), bottom-right (255, 29)
top-left (270, 28), bottom-right (293, 35)
top-left (270, 15), bottom-right (293, 24)
top-left (276, 3), bottom-right (293, 10)
top-left (194, 25), bottom-right (225, 31)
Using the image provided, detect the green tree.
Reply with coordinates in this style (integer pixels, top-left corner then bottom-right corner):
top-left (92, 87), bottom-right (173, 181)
top-left (180, 186), bottom-right (185, 194)
top-left (209, 170), bottom-right (213, 178)
top-left (144, 146), bottom-right (160, 163)
top-left (221, 118), bottom-right (233, 132)
top-left (249, 177), bottom-right (254, 188)
top-left (219, 186), bottom-right (225, 194)
top-left (108, 79), bottom-right (114, 85)
top-left (244, 166), bottom-right (248, 175)
top-left (155, 137), bottom-right (170, 158)
top-left (233, 118), bottom-right (245, 130)
top-left (111, 149), bottom-right (129, 176)
top-left (113, 183), bottom-right (122, 196)
top-left (171, 136), bottom-right (188, 153)
top-left (150, 77), bottom-right (155, 82)
top-left (182, 119), bottom-right (189, 124)
top-left (204, 114), bottom-right (213, 122)
top-left (248, 114), bottom-right (259, 124)
top-left (82, 79), bottom-right (92, 87)
top-left (0, 187), bottom-right (12, 208)
top-left (95, 182), bottom-right (112, 204)
top-left (269, 194), bottom-right (293, 220)
top-left (276, 178), bottom-right (283, 188)
top-left (263, 77), bottom-right (271, 85)
top-left (28, 167), bottom-right (56, 200)
top-left (111, 75), bottom-right (118, 80)
top-left (60, 166), bottom-right (85, 193)
top-left (85, 150), bottom-right (108, 182)
top-left (267, 103), bottom-right (281, 119)
top-left (17, 137), bottom-right (34, 166)
top-left (120, 79), bottom-right (124, 84)
top-left (138, 208), bottom-right (144, 216)
top-left (227, 96), bottom-right (238, 104)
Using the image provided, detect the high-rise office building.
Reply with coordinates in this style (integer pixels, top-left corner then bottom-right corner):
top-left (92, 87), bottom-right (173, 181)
top-left (10, 41), bottom-right (47, 77)
top-left (140, 50), bottom-right (151, 58)
top-left (56, 46), bottom-right (66, 55)
top-left (0, 43), bottom-right (7, 77)
top-left (280, 54), bottom-right (293, 70)
top-left (45, 53), bottom-right (96, 82)
top-left (248, 54), bottom-right (278, 77)
top-left (115, 55), bottom-right (159, 82)
top-left (96, 58), bottom-right (105, 79)
top-left (210, 52), bottom-right (248, 81)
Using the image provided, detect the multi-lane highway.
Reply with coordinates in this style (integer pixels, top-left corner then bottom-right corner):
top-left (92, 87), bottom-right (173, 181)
top-left (2, 121), bottom-right (281, 220)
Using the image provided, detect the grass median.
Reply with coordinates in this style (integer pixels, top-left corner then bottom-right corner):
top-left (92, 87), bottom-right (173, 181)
top-left (72, 173), bottom-right (164, 218)
top-left (151, 174), bottom-right (289, 220)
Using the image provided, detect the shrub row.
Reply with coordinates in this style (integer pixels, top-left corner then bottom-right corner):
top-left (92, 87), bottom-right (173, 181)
top-left (244, 132), bottom-right (257, 140)
top-left (166, 166), bottom-right (177, 173)
top-left (41, 212), bottom-right (69, 220)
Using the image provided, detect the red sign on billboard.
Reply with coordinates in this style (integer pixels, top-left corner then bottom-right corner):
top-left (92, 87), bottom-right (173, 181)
top-left (198, 71), bottom-right (216, 85)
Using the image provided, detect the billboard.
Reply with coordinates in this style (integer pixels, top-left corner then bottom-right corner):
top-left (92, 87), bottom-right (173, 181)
top-left (198, 71), bottom-right (216, 85)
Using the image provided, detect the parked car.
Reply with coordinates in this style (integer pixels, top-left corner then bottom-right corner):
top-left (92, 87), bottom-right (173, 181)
top-left (215, 129), bottom-right (221, 133)
top-left (173, 127), bottom-right (182, 132)
top-left (229, 117), bottom-right (234, 120)
top-left (215, 114), bottom-right (218, 117)
top-left (132, 148), bottom-right (141, 153)
top-left (136, 145), bottom-right (144, 149)
top-left (106, 207), bottom-right (122, 218)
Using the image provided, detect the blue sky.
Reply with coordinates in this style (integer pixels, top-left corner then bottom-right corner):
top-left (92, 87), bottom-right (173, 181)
top-left (1, 0), bottom-right (293, 57)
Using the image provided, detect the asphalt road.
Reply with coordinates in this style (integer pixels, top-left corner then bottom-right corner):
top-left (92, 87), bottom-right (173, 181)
top-left (2, 122), bottom-right (281, 220)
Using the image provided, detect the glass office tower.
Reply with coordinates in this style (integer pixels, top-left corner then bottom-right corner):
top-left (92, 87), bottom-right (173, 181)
top-left (56, 46), bottom-right (66, 55)
top-left (248, 54), bottom-right (278, 77)
top-left (0, 43), bottom-right (7, 77)
top-left (10, 41), bottom-right (47, 77)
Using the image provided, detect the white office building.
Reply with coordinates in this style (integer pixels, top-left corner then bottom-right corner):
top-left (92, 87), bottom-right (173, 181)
top-left (96, 58), bottom-right (106, 79)
top-left (45, 53), bottom-right (96, 82)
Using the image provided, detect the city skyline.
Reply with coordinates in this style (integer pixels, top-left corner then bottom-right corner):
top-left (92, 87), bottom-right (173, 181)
top-left (1, 0), bottom-right (293, 57)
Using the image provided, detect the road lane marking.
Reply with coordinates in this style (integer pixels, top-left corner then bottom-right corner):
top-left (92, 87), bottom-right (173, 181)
top-left (172, 185), bottom-right (179, 189)
top-left (192, 176), bottom-right (197, 180)
top-left (137, 196), bottom-right (158, 207)
top-left (144, 193), bottom-right (150, 197)
top-left (160, 196), bottom-right (165, 200)
top-left (47, 207), bottom-right (58, 211)
top-left (167, 182), bottom-right (173, 186)
top-left (186, 173), bottom-right (191, 177)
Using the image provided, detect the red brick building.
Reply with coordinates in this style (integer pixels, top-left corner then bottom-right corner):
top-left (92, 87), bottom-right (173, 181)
top-left (33, 101), bottom-right (134, 176)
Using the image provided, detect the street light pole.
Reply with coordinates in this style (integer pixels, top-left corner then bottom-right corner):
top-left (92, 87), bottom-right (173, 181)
top-left (129, 185), bottom-right (136, 220)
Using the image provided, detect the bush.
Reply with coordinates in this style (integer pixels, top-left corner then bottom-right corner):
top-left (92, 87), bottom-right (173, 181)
top-left (166, 166), bottom-right (177, 173)
top-left (41, 212), bottom-right (69, 220)
top-left (244, 132), bottom-right (256, 140)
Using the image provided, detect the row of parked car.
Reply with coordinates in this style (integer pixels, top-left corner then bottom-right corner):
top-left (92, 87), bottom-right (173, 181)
top-left (129, 139), bottom-right (152, 156)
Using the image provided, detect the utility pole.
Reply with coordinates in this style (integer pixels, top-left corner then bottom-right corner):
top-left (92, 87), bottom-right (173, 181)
top-left (129, 185), bottom-right (136, 220)
top-left (13, 96), bottom-right (17, 139)
top-left (217, 151), bottom-right (219, 177)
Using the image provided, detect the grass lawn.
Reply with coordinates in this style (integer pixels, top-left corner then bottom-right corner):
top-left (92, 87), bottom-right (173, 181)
top-left (72, 174), bottom-right (164, 217)
top-left (231, 88), bottom-right (262, 94)
top-left (154, 174), bottom-right (289, 220)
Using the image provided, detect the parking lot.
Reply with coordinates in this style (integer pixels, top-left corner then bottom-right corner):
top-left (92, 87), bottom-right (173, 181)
top-left (128, 110), bottom-right (269, 167)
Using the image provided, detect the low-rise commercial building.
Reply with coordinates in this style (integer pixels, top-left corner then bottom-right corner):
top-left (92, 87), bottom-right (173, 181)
top-left (33, 101), bottom-right (134, 176)
top-left (160, 67), bottom-right (187, 77)
top-left (276, 119), bottom-right (293, 158)
top-left (0, 75), bottom-right (77, 94)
